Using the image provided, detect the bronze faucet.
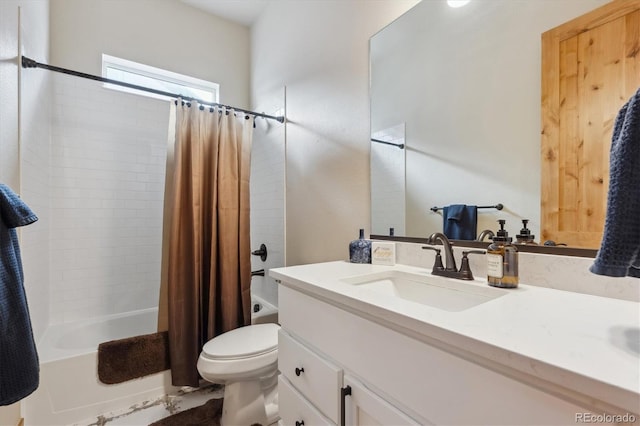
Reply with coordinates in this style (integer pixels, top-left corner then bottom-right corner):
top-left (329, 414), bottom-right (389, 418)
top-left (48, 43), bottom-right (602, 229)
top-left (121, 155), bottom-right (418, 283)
top-left (477, 229), bottom-right (495, 242)
top-left (426, 233), bottom-right (457, 272)
top-left (423, 233), bottom-right (485, 280)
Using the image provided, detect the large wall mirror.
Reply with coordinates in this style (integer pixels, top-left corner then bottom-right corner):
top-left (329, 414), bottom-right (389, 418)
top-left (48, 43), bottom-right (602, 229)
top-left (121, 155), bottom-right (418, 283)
top-left (369, 0), bottom-right (616, 251)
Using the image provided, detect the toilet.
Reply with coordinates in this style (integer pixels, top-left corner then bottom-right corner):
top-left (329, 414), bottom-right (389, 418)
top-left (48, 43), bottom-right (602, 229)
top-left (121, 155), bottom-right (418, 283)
top-left (197, 323), bottom-right (280, 426)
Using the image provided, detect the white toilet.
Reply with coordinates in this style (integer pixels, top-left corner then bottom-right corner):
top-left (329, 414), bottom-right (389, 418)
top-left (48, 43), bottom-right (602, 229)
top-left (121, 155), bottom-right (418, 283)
top-left (197, 323), bottom-right (280, 426)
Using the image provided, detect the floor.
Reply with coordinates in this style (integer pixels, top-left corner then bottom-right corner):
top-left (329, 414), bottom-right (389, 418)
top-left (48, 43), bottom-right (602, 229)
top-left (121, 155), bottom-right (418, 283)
top-left (75, 385), bottom-right (224, 426)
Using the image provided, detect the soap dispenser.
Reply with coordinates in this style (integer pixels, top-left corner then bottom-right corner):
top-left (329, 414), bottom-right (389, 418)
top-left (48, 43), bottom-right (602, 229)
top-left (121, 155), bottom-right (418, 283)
top-left (515, 219), bottom-right (537, 245)
top-left (349, 229), bottom-right (372, 263)
top-left (487, 219), bottom-right (519, 288)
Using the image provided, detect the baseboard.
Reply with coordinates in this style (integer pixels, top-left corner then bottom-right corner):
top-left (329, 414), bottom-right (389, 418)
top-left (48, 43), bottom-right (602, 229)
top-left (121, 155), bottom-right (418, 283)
top-left (17, 418), bottom-right (24, 426)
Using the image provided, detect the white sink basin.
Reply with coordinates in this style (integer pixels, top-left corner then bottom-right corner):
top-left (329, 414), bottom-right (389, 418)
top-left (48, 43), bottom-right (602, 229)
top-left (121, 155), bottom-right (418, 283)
top-left (341, 270), bottom-right (507, 312)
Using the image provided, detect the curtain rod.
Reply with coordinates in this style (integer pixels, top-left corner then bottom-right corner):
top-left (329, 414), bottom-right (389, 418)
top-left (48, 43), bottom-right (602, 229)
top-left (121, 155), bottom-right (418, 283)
top-left (430, 204), bottom-right (504, 212)
top-left (371, 138), bottom-right (405, 149)
top-left (21, 56), bottom-right (285, 124)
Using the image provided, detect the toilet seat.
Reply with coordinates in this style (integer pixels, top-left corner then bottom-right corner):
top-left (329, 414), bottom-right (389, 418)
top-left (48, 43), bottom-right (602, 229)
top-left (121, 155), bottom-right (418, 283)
top-left (197, 323), bottom-right (280, 382)
top-left (201, 323), bottom-right (279, 360)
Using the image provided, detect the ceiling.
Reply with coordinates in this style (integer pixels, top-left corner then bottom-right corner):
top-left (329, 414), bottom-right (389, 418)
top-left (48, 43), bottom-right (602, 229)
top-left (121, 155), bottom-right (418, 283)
top-left (179, 0), bottom-right (270, 26)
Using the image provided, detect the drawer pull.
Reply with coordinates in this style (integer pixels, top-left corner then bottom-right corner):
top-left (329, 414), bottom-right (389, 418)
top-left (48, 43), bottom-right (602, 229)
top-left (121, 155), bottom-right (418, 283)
top-left (340, 385), bottom-right (352, 426)
top-left (295, 367), bottom-right (305, 376)
top-left (295, 421), bottom-right (305, 426)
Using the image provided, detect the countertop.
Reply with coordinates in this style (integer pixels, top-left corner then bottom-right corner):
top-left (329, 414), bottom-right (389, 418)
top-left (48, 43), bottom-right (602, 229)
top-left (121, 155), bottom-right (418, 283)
top-left (270, 261), bottom-right (640, 415)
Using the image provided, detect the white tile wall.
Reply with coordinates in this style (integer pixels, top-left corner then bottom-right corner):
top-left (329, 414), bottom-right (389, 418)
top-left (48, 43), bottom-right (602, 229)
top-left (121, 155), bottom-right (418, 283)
top-left (20, 71), bottom-right (52, 341)
top-left (250, 91), bottom-right (285, 307)
top-left (50, 73), bottom-right (169, 324)
top-left (371, 124), bottom-right (405, 236)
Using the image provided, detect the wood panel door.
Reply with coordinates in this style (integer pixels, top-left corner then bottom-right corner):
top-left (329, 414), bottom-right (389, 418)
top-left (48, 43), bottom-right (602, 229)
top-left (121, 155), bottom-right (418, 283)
top-left (541, 0), bottom-right (640, 248)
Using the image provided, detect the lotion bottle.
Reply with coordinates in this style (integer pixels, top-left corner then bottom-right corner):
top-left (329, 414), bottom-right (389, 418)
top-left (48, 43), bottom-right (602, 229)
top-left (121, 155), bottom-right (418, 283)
top-left (487, 219), bottom-right (519, 288)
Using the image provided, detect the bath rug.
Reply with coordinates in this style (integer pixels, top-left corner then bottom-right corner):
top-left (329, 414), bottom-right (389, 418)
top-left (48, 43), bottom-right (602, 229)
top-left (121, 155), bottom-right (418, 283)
top-left (97, 331), bottom-right (170, 384)
top-left (149, 398), bottom-right (223, 426)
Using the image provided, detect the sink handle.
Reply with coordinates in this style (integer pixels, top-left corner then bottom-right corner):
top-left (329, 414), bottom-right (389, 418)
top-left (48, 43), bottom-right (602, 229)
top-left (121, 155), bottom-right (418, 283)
top-left (422, 246), bottom-right (444, 272)
top-left (458, 250), bottom-right (486, 280)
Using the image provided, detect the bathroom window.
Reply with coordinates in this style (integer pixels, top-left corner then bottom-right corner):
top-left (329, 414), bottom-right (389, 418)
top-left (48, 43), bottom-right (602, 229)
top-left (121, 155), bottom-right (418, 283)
top-left (101, 54), bottom-right (219, 103)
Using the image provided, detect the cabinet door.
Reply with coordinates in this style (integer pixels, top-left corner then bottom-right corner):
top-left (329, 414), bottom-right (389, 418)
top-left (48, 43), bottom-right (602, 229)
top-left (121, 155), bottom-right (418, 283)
top-left (343, 375), bottom-right (424, 426)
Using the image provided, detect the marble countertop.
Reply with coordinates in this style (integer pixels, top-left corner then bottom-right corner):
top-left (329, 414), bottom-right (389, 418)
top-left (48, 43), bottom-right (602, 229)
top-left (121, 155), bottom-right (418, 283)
top-left (270, 261), bottom-right (640, 415)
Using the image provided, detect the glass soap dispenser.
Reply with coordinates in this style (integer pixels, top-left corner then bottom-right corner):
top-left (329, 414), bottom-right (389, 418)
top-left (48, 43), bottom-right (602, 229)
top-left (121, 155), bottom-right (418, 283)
top-left (349, 229), bottom-right (372, 263)
top-left (515, 219), bottom-right (537, 245)
top-left (487, 219), bottom-right (519, 288)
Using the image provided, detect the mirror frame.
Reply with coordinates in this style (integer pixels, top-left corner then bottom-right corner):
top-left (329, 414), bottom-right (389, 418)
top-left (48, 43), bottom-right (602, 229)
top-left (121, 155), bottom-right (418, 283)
top-left (371, 235), bottom-right (598, 258)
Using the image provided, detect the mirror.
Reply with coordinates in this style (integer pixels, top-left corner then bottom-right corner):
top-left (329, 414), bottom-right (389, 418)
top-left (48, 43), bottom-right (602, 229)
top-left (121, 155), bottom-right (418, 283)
top-left (370, 0), bottom-right (610, 249)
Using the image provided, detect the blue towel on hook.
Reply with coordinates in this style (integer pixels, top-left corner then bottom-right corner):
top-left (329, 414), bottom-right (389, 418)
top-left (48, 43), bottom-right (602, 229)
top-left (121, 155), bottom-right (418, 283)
top-left (443, 204), bottom-right (477, 240)
top-left (591, 88), bottom-right (640, 278)
top-left (0, 184), bottom-right (39, 405)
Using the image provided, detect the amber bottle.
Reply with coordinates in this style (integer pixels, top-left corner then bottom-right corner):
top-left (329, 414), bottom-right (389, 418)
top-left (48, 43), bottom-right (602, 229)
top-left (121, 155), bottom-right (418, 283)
top-left (487, 220), bottom-right (519, 288)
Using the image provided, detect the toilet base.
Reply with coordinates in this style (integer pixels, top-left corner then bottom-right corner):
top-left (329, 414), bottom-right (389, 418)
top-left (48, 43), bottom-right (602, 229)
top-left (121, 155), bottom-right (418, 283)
top-left (220, 374), bottom-right (279, 426)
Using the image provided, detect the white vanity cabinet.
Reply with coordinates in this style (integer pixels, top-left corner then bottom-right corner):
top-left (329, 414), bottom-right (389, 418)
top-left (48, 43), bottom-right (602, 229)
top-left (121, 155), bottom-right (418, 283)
top-left (278, 325), bottom-right (419, 426)
top-left (277, 282), bottom-right (607, 426)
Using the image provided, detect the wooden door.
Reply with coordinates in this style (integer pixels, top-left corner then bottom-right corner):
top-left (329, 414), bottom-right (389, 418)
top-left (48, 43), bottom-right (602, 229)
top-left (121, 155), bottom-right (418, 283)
top-left (541, 0), bottom-right (640, 248)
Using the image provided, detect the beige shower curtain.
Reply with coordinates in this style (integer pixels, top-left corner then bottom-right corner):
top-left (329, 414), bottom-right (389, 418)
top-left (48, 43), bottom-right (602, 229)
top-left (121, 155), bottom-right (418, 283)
top-left (158, 101), bottom-right (253, 386)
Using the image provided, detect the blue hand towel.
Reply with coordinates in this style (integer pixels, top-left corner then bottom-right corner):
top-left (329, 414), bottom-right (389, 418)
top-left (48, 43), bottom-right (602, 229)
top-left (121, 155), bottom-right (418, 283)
top-left (0, 184), bottom-right (39, 405)
top-left (443, 204), bottom-right (477, 240)
top-left (590, 88), bottom-right (640, 278)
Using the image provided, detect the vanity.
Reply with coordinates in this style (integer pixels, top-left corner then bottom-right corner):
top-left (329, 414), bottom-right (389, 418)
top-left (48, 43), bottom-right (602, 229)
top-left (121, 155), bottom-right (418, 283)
top-left (270, 259), bottom-right (639, 425)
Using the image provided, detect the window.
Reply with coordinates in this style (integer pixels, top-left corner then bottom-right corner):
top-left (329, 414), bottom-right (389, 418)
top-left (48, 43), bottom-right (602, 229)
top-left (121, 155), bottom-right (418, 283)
top-left (101, 54), bottom-right (219, 103)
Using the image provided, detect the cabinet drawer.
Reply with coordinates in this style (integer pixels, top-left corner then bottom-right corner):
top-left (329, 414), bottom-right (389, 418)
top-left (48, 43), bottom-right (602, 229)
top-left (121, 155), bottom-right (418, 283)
top-left (278, 376), bottom-right (334, 426)
top-left (278, 330), bottom-right (342, 423)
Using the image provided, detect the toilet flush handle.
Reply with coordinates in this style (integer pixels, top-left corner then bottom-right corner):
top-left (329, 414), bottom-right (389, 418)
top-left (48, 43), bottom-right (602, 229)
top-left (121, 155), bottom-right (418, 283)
top-left (295, 367), bottom-right (304, 376)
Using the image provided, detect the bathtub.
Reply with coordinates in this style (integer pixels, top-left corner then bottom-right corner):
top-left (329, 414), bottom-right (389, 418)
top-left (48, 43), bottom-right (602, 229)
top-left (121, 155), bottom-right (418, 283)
top-left (251, 294), bottom-right (279, 325)
top-left (24, 296), bottom-right (278, 425)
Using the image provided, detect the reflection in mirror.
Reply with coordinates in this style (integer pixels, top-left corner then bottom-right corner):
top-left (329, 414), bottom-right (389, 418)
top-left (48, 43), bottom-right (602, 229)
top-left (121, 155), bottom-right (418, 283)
top-left (370, 0), bottom-right (609, 248)
top-left (371, 123), bottom-right (406, 236)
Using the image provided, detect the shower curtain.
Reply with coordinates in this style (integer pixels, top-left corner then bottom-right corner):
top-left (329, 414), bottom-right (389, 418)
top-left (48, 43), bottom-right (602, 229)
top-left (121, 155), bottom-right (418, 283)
top-left (159, 101), bottom-right (253, 386)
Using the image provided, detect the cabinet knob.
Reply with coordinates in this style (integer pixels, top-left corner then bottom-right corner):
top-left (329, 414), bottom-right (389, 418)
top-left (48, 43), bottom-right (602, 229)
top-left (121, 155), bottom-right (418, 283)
top-left (295, 367), bottom-right (305, 376)
top-left (295, 421), bottom-right (305, 426)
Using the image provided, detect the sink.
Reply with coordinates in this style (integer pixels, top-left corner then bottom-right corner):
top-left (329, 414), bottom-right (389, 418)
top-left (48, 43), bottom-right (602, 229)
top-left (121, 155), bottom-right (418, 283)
top-left (341, 270), bottom-right (507, 312)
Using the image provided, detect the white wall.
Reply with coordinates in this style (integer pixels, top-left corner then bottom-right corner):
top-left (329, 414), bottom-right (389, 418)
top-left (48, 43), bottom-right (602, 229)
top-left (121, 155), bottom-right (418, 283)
top-left (371, 0), bottom-right (610, 240)
top-left (0, 0), bottom-right (51, 423)
top-left (251, 0), bottom-right (419, 266)
top-left (50, 0), bottom-right (250, 109)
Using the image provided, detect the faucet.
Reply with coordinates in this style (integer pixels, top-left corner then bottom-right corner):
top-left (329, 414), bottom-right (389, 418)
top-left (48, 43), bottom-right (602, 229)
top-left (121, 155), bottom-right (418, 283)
top-left (423, 232), bottom-right (485, 280)
top-left (477, 229), bottom-right (495, 242)
top-left (426, 232), bottom-right (457, 272)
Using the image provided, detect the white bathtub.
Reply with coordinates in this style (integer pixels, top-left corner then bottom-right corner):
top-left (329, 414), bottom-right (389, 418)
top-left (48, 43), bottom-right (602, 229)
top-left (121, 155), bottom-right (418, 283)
top-left (24, 296), bottom-right (278, 425)
top-left (251, 294), bottom-right (279, 325)
top-left (37, 307), bottom-right (159, 364)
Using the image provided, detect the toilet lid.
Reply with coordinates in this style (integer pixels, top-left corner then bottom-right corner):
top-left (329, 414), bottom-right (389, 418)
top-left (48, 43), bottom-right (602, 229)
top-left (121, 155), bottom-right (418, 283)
top-left (201, 323), bottom-right (280, 360)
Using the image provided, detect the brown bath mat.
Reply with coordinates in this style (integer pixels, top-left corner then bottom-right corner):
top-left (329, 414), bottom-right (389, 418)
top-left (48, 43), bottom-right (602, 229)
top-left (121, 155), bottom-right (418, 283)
top-left (98, 331), bottom-right (170, 384)
top-left (149, 398), bottom-right (223, 426)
